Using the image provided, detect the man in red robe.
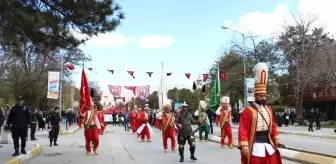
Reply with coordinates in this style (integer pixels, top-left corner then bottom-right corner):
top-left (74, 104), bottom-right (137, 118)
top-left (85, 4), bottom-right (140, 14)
top-left (161, 100), bottom-right (176, 152)
top-left (81, 100), bottom-right (101, 156)
top-left (238, 62), bottom-right (282, 164)
top-left (96, 103), bottom-right (106, 135)
top-left (136, 104), bottom-right (152, 142)
top-left (130, 106), bottom-right (137, 134)
top-left (216, 96), bottom-right (233, 148)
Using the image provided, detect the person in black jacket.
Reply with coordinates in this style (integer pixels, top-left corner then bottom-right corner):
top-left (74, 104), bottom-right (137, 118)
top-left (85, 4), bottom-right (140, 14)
top-left (29, 109), bottom-right (38, 140)
top-left (5, 96), bottom-right (30, 156)
top-left (48, 107), bottom-right (61, 147)
top-left (0, 108), bottom-right (4, 148)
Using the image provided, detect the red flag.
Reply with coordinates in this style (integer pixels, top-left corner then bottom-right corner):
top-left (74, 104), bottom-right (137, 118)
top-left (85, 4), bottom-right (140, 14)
top-left (127, 71), bottom-right (135, 78)
top-left (185, 73), bottom-right (191, 79)
top-left (108, 69), bottom-right (114, 74)
top-left (78, 69), bottom-right (92, 127)
top-left (146, 72), bottom-right (153, 77)
top-left (66, 63), bottom-right (75, 70)
top-left (202, 74), bottom-right (209, 82)
top-left (123, 86), bottom-right (136, 96)
top-left (88, 68), bottom-right (93, 71)
top-left (220, 72), bottom-right (227, 81)
top-left (166, 73), bottom-right (172, 76)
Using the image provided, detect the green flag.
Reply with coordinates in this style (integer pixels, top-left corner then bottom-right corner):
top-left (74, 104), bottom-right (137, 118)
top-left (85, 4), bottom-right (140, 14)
top-left (209, 70), bottom-right (220, 112)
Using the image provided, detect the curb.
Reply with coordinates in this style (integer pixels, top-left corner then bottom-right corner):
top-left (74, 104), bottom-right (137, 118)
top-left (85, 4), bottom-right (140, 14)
top-left (35, 127), bottom-right (81, 136)
top-left (231, 126), bottom-right (336, 140)
top-left (278, 131), bottom-right (336, 140)
top-left (194, 134), bottom-right (336, 164)
top-left (4, 144), bottom-right (42, 164)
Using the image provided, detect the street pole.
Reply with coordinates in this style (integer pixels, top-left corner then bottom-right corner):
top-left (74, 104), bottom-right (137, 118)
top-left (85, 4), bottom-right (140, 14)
top-left (59, 56), bottom-right (63, 118)
top-left (221, 26), bottom-right (247, 107)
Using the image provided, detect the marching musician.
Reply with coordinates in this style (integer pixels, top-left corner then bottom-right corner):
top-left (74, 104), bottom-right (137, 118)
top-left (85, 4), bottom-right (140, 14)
top-left (161, 100), bottom-right (176, 152)
top-left (194, 100), bottom-right (210, 142)
top-left (238, 63), bottom-right (282, 164)
top-left (96, 103), bottom-right (106, 135)
top-left (136, 104), bottom-right (152, 142)
top-left (216, 96), bottom-right (233, 148)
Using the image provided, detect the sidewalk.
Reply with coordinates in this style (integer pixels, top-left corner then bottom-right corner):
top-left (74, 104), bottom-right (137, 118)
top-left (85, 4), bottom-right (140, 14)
top-left (1, 125), bottom-right (81, 164)
top-left (231, 124), bottom-right (336, 139)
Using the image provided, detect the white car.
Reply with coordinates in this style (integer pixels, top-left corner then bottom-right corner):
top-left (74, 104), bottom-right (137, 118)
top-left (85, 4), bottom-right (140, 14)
top-left (104, 114), bottom-right (113, 124)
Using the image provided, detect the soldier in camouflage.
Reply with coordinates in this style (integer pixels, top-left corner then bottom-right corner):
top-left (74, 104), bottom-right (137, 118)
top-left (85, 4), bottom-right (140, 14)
top-left (175, 102), bottom-right (198, 163)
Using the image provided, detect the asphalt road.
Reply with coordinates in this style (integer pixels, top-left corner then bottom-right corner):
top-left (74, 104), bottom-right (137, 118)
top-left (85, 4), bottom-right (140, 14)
top-left (25, 126), bottom-right (299, 164)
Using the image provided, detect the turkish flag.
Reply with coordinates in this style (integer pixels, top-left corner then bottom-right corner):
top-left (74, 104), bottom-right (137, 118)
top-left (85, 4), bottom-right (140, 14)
top-left (202, 74), bottom-right (209, 82)
top-left (78, 69), bottom-right (92, 127)
top-left (66, 64), bottom-right (75, 70)
top-left (146, 72), bottom-right (153, 77)
top-left (185, 73), bottom-right (191, 79)
top-left (127, 71), bottom-right (135, 78)
top-left (220, 72), bottom-right (227, 81)
top-left (108, 69), bottom-right (114, 74)
top-left (166, 73), bottom-right (172, 76)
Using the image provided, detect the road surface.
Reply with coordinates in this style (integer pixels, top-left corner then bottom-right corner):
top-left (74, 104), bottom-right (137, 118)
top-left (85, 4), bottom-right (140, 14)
top-left (25, 126), bottom-right (299, 164)
top-left (211, 126), bottom-right (336, 156)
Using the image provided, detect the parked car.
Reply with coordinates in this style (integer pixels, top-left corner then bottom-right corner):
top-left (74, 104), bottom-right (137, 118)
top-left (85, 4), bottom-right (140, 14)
top-left (104, 114), bottom-right (113, 124)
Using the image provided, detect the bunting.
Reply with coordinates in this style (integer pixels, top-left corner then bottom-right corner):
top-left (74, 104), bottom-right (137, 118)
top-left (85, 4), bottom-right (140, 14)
top-left (185, 73), bottom-right (191, 79)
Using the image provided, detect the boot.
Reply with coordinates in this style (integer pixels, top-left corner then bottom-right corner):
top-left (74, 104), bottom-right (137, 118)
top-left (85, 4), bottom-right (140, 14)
top-left (12, 148), bottom-right (20, 156)
top-left (179, 148), bottom-right (184, 162)
top-left (190, 147), bottom-right (197, 160)
top-left (21, 147), bottom-right (27, 154)
top-left (50, 140), bottom-right (53, 147)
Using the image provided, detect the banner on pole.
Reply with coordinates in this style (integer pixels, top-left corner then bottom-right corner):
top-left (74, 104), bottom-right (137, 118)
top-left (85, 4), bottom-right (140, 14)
top-left (47, 71), bottom-right (60, 99)
top-left (246, 78), bottom-right (255, 102)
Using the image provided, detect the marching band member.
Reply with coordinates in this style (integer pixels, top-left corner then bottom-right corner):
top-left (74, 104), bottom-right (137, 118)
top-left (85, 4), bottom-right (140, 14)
top-left (194, 101), bottom-right (210, 142)
top-left (81, 96), bottom-right (101, 156)
top-left (96, 103), bottom-right (106, 135)
top-left (136, 104), bottom-right (153, 142)
top-left (238, 63), bottom-right (282, 164)
top-left (216, 96), bottom-right (233, 148)
top-left (155, 110), bottom-right (163, 130)
top-left (161, 100), bottom-right (176, 152)
top-left (130, 106), bottom-right (137, 134)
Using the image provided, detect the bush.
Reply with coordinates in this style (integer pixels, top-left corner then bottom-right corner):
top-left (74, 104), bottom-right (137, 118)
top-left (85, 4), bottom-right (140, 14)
top-left (271, 106), bottom-right (286, 113)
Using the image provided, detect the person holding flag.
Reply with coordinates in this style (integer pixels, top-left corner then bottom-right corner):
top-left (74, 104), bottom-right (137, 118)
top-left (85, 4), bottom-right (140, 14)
top-left (238, 63), bottom-right (282, 164)
top-left (216, 96), bottom-right (233, 148)
top-left (79, 69), bottom-right (101, 156)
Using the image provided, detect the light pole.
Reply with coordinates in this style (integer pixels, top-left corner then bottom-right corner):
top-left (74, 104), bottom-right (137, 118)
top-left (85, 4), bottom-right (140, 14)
top-left (221, 26), bottom-right (247, 107)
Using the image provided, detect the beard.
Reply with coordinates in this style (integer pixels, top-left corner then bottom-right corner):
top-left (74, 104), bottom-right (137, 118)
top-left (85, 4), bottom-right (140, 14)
top-left (256, 100), bottom-right (266, 105)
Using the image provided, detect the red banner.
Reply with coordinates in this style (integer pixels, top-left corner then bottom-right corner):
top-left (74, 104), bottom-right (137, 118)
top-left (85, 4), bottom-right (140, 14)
top-left (108, 85), bottom-right (122, 98)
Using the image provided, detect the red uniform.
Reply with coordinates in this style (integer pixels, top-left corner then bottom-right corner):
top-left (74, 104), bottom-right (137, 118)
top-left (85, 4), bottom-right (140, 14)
top-left (130, 112), bottom-right (136, 133)
top-left (238, 62), bottom-right (282, 164)
top-left (97, 111), bottom-right (106, 135)
top-left (161, 112), bottom-right (176, 151)
top-left (82, 109), bottom-right (100, 154)
top-left (136, 111), bottom-right (151, 141)
top-left (218, 108), bottom-right (233, 147)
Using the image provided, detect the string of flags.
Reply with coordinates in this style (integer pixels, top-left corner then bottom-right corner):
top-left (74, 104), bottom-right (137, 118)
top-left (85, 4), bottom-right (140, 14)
top-left (85, 67), bottom-right (245, 82)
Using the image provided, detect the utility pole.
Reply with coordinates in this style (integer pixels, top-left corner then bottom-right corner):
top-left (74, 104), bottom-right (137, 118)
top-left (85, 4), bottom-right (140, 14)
top-left (59, 56), bottom-right (63, 118)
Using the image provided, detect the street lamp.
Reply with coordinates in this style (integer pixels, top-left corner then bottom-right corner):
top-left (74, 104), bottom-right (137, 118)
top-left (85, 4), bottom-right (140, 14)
top-left (221, 26), bottom-right (247, 107)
